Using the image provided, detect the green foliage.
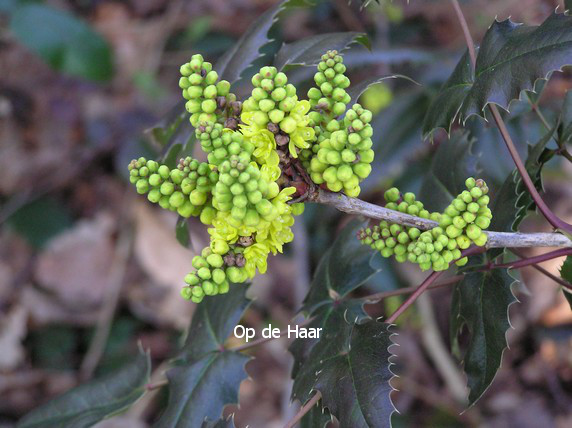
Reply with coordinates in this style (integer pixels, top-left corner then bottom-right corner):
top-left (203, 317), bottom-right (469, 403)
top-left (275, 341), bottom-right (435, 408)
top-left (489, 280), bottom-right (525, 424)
top-left (450, 253), bottom-right (517, 404)
top-left (290, 303), bottom-right (395, 426)
top-left (18, 348), bottom-right (150, 428)
top-left (346, 75), bottom-right (417, 109)
top-left (10, 4), bottom-right (113, 81)
top-left (423, 12), bottom-right (572, 138)
top-left (560, 256), bottom-right (572, 310)
top-left (6, 197), bottom-right (73, 248)
top-left (419, 132), bottom-right (478, 212)
top-left (156, 287), bottom-right (251, 427)
top-left (215, 0), bottom-right (307, 83)
top-left (274, 32), bottom-right (370, 70)
top-left (301, 220), bottom-right (382, 314)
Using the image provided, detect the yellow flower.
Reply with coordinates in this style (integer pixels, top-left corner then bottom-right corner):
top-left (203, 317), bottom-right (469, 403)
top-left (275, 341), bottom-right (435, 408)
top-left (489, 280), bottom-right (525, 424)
top-left (244, 243), bottom-right (270, 278)
top-left (286, 101), bottom-right (316, 158)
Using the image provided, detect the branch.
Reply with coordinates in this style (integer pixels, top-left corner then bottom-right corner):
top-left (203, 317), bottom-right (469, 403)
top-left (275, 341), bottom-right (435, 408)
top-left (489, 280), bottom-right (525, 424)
top-left (363, 275), bottom-right (464, 302)
top-left (308, 189), bottom-right (572, 248)
top-left (510, 248), bottom-right (572, 290)
top-left (449, 0), bottom-right (572, 235)
top-left (385, 246), bottom-right (486, 324)
top-left (491, 248), bottom-right (572, 271)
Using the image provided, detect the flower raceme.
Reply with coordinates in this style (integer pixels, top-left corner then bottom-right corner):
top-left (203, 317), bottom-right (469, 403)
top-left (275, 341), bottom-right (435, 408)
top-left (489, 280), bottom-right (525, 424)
top-left (129, 51), bottom-right (453, 303)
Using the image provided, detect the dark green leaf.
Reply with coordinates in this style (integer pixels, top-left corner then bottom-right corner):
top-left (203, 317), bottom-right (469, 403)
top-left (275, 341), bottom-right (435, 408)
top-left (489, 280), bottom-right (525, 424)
top-left (146, 101), bottom-right (187, 147)
top-left (423, 12), bottom-right (572, 138)
top-left (560, 256), bottom-right (572, 310)
top-left (343, 47), bottom-right (435, 68)
top-left (10, 4), bottom-right (113, 81)
top-left (557, 90), bottom-right (572, 144)
top-left (291, 310), bottom-right (395, 427)
top-left (158, 287), bottom-right (252, 427)
top-left (18, 348), bottom-right (150, 428)
top-left (180, 285), bottom-right (251, 362)
top-left (347, 74), bottom-right (418, 108)
top-left (301, 219), bottom-right (381, 314)
top-left (450, 254), bottom-right (517, 404)
top-left (419, 131), bottom-right (478, 212)
top-left (6, 197), bottom-right (73, 248)
top-left (274, 32), bottom-right (369, 70)
top-left (488, 124), bottom-right (556, 259)
top-left (215, 0), bottom-right (307, 84)
top-left (366, 89), bottom-right (432, 186)
top-left (155, 352), bottom-right (249, 428)
top-left (422, 49), bottom-right (475, 139)
top-left (175, 217), bottom-right (190, 248)
top-left (300, 406), bottom-right (332, 428)
top-left (201, 416), bottom-right (236, 428)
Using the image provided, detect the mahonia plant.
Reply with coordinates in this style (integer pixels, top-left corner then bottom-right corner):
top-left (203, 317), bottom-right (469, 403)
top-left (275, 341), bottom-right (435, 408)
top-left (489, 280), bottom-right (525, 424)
top-left (128, 51), bottom-right (492, 303)
top-left (358, 178), bottom-right (491, 271)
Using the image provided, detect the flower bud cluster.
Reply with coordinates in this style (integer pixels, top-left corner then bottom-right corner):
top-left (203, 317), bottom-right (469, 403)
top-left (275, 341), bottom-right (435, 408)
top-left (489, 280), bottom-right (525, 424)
top-left (358, 180), bottom-right (492, 272)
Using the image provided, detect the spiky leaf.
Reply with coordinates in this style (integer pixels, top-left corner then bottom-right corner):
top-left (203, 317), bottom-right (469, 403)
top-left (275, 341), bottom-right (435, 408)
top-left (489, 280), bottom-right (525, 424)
top-left (301, 220), bottom-right (381, 314)
top-left (180, 285), bottom-right (251, 362)
top-left (450, 254), bottom-right (517, 404)
top-left (18, 348), bottom-right (150, 428)
top-left (347, 75), bottom-right (418, 108)
top-left (155, 352), bottom-right (249, 428)
top-left (423, 13), bottom-right (572, 137)
top-left (274, 32), bottom-right (370, 70)
top-left (560, 256), bottom-right (572, 310)
top-left (157, 287), bottom-right (252, 427)
top-left (291, 310), bottom-right (395, 428)
top-left (419, 131), bottom-right (478, 212)
top-left (488, 124), bottom-right (557, 259)
top-left (216, 0), bottom-right (307, 83)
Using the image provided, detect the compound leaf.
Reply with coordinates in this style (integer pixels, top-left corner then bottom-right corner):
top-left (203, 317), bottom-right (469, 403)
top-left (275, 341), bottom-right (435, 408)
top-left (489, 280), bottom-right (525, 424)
top-left (423, 12), bottom-right (572, 137)
top-left (450, 254), bottom-right (517, 404)
top-left (18, 348), bottom-right (150, 428)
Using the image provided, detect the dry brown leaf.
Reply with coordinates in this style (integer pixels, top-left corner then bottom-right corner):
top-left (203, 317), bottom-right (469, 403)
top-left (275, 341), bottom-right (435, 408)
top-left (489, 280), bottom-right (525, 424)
top-left (130, 200), bottom-right (206, 329)
top-left (33, 212), bottom-right (116, 309)
top-left (0, 306), bottom-right (27, 371)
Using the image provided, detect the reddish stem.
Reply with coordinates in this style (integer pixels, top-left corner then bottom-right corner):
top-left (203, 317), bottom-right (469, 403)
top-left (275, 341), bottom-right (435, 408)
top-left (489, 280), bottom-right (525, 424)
top-left (449, 0), bottom-right (572, 235)
top-left (491, 248), bottom-right (572, 270)
top-left (385, 246), bottom-right (486, 324)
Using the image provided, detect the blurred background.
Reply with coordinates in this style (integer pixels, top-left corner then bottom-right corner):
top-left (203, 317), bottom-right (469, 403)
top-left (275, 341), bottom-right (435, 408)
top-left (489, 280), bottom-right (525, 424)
top-left (1, 0), bottom-right (571, 427)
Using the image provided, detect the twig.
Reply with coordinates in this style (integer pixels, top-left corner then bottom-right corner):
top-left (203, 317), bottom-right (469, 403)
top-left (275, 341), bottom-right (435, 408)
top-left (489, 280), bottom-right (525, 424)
top-left (308, 189), bottom-right (572, 248)
top-left (449, 0), bottom-right (572, 234)
top-left (80, 215), bottom-right (133, 380)
top-left (491, 248), bottom-right (572, 271)
top-left (363, 275), bottom-right (464, 302)
top-left (386, 247), bottom-right (486, 324)
top-left (510, 248), bottom-right (572, 290)
top-left (283, 391), bottom-right (322, 428)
